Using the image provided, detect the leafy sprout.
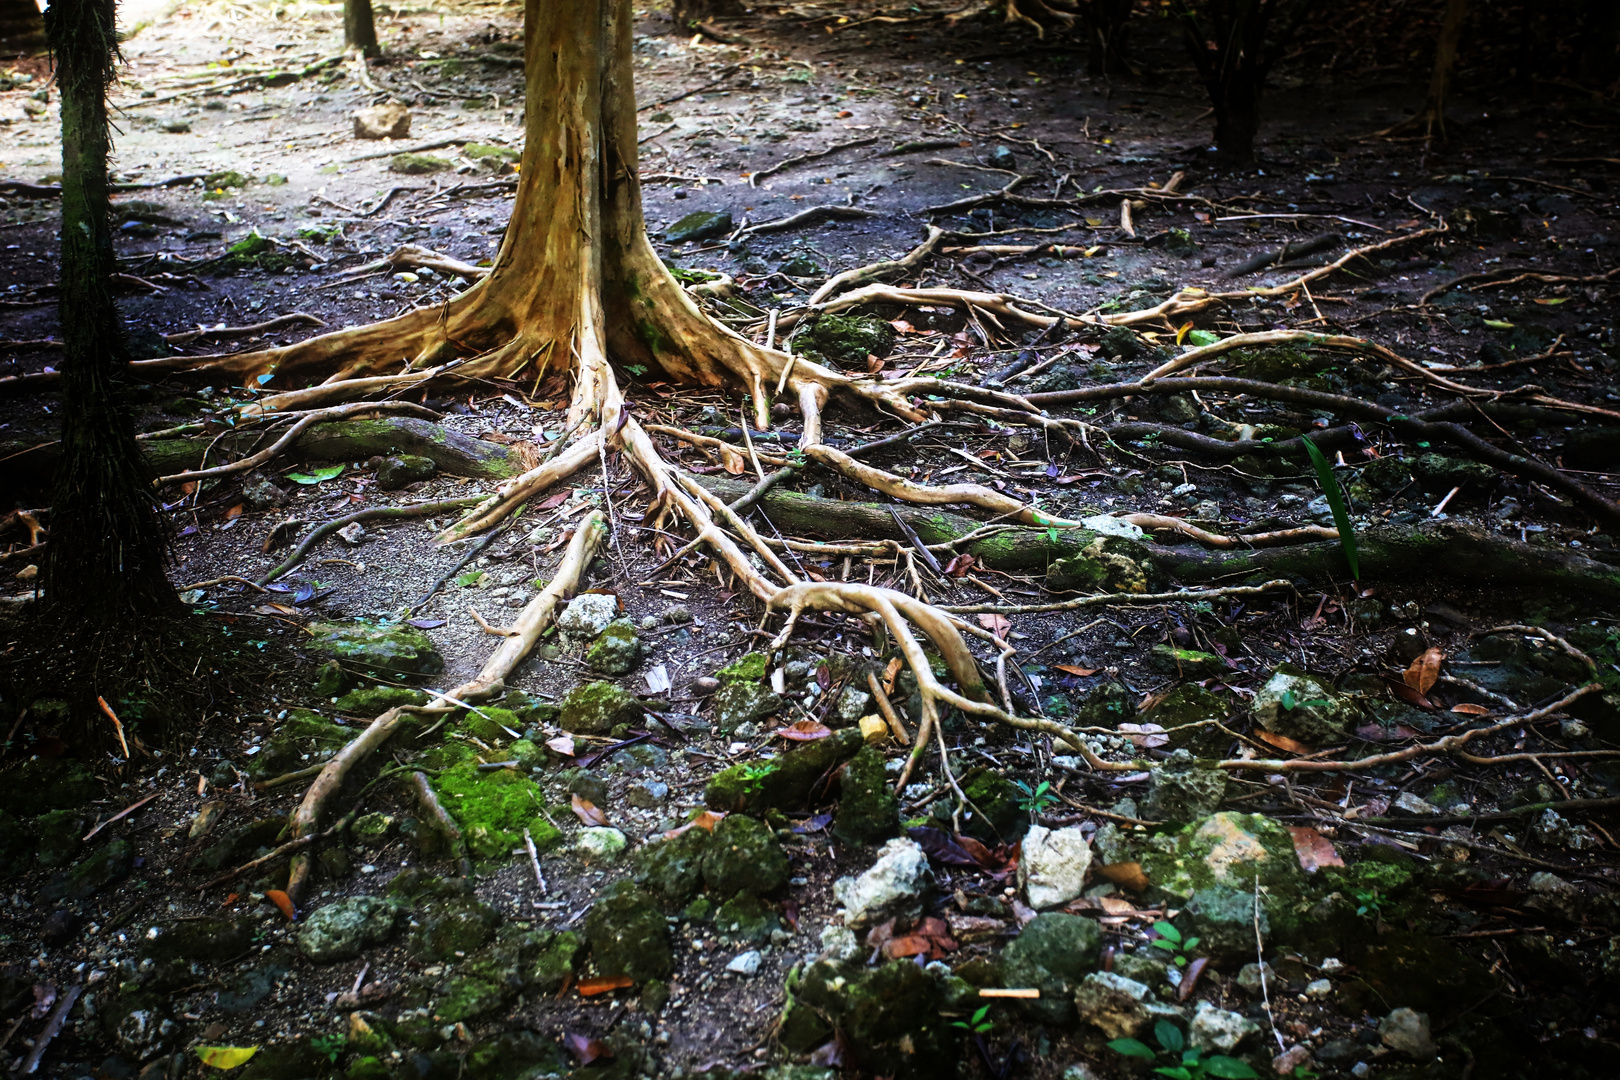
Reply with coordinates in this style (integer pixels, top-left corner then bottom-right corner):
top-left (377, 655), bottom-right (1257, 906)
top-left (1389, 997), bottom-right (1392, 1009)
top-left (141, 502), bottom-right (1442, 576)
top-left (1278, 689), bottom-right (1333, 712)
top-left (1148, 920), bottom-right (1202, 968)
top-left (1109, 1019), bottom-right (1258, 1080)
top-left (1301, 436), bottom-right (1359, 581)
top-left (952, 1004), bottom-right (995, 1035)
top-left (1014, 779), bottom-right (1060, 816)
top-left (310, 1033), bottom-right (346, 1063)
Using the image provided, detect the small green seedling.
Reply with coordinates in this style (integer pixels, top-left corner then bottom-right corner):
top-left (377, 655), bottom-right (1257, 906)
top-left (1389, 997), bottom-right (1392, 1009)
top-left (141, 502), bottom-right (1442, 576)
top-left (952, 1004), bottom-right (995, 1035)
top-left (1149, 921), bottom-right (1202, 968)
top-left (1353, 887), bottom-right (1383, 917)
top-left (310, 1033), bottom-right (346, 1063)
top-left (1014, 779), bottom-right (1060, 816)
top-left (1278, 689), bottom-right (1333, 712)
top-left (1110, 1018), bottom-right (1258, 1080)
top-left (1301, 436), bottom-right (1359, 581)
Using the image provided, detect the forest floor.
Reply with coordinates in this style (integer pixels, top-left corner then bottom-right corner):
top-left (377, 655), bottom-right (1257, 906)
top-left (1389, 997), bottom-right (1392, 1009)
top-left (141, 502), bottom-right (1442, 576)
top-left (1, 3), bottom-right (1619, 1080)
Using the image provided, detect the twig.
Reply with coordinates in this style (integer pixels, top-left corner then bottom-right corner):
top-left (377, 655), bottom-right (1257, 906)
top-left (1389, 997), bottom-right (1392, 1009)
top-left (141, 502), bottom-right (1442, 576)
top-left (14, 984), bottom-right (82, 1076)
top-left (162, 312), bottom-right (327, 345)
top-left (82, 790), bottom-right (161, 841)
top-left (408, 520), bottom-right (510, 617)
top-left (738, 205), bottom-right (880, 236)
top-left (749, 136), bottom-right (881, 186)
top-left (1255, 875), bottom-right (1285, 1053)
top-left (97, 696), bottom-right (131, 759)
top-left (942, 579), bottom-right (1296, 615)
top-left (523, 827), bottom-right (549, 896)
top-left (258, 496), bottom-right (487, 584)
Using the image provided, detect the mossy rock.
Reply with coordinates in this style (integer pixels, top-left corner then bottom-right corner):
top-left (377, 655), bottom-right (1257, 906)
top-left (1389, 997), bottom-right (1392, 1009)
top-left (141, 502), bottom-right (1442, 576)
top-left (1408, 452), bottom-right (1497, 493)
top-left (219, 229), bottom-right (300, 273)
top-left (631, 827), bottom-right (712, 905)
top-left (664, 210), bottom-right (733, 244)
top-left (1361, 455), bottom-right (1413, 494)
top-left (410, 892), bottom-right (501, 961)
top-left (705, 728), bottom-right (863, 812)
top-left (1147, 645), bottom-right (1228, 679)
top-left (1045, 534), bottom-right (1153, 594)
top-left (205, 169), bottom-right (249, 189)
top-left (433, 763), bottom-right (561, 862)
top-left (717, 653), bottom-right (770, 683)
top-left (313, 660), bottom-right (357, 698)
top-left (462, 705), bottom-right (522, 746)
top-left (712, 681), bottom-right (785, 733)
top-left (462, 1030), bottom-right (568, 1080)
top-left (802, 313), bottom-right (895, 369)
top-left (586, 620), bottom-right (644, 675)
top-left (39, 838), bottom-right (133, 903)
top-left (1230, 346), bottom-right (1326, 382)
top-left (236, 1042), bottom-right (327, 1080)
top-left (701, 814), bottom-right (789, 896)
top-left (1139, 812), bottom-right (1304, 913)
top-left (714, 892), bottom-right (783, 943)
top-left (961, 770), bottom-right (1027, 844)
top-left (558, 681), bottom-right (640, 734)
top-left (34, 808), bottom-right (84, 868)
top-left (792, 957), bottom-right (955, 1079)
top-left (306, 620), bottom-right (444, 677)
top-left (1074, 680), bottom-right (1136, 727)
top-left (583, 881), bottom-right (672, 980)
top-left (192, 816), bottom-right (287, 871)
top-left (391, 152), bottom-right (453, 174)
top-left (335, 685), bottom-right (430, 713)
top-left (248, 710), bottom-right (353, 779)
top-left (499, 689), bottom-right (561, 727)
top-left (436, 974), bottom-right (508, 1023)
top-left (1251, 665), bottom-right (1357, 745)
top-left (1001, 912), bottom-right (1101, 1024)
top-left (1140, 684), bottom-right (1233, 756)
top-left (832, 746), bottom-right (899, 846)
top-left (0, 758), bottom-right (98, 816)
top-left (528, 930), bottom-right (581, 994)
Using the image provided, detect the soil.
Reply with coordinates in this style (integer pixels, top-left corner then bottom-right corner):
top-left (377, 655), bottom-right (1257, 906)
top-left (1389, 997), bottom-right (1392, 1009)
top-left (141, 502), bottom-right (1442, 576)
top-left (1, 2), bottom-right (1619, 1080)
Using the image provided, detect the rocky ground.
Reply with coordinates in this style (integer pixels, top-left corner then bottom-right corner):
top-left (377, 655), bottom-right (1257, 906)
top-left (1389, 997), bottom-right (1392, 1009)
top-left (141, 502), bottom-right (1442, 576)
top-left (2, 2), bottom-right (1620, 1080)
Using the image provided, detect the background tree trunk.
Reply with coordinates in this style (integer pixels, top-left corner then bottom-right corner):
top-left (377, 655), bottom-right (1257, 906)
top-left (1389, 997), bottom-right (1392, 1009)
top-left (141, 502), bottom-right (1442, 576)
top-left (672, 0), bottom-right (743, 27)
top-left (42, 0), bottom-right (177, 644)
top-left (345, 0), bottom-right (379, 58)
top-left (0, 0), bottom-right (44, 55)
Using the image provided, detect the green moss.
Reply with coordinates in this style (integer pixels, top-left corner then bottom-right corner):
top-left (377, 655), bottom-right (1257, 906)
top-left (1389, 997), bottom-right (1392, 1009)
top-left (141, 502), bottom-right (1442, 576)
top-left (832, 746), bottom-right (899, 846)
top-left (558, 681), bottom-right (640, 734)
top-left (306, 621), bottom-right (445, 677)
top-left (462, 142), bottom-right (518, 161)
top-left (1139, 812), bottom-right (1304, 916)
top-left (800, 313), bottom-right (895, 369)
top-left (962, 771), bottom-right (1027, 844)
top-left (701, 814), bottom-right (789, 896)
top-left (409, 894), bottom-right (501, 961)
top-left (705, 728), bottom-right (863, 812)
top-left (715, 892), bottom-right (783, 943)
top-left (584, 881), bottom-right (672, 980)
top-left (586, 620), bottom-right (643, 675)
top-left (793, 957), bottom-right (955, 1079)
top-left (34, 808), bottom-right (84, 868)
top-left (462, 705), bottom-right (522, 745)
top-left (436, 975), bottom-right (506, 1023)
top-left (717, 652), bottom-right (770, 684)
top-left (1230, 346), bottom-right (1326, 382)
top-left (335, 685), bottom-right (429, 713)
top-left (632, 827), bottom-right (712, 905)
top-left (391, 152), bottom-right (453, 174)
top-left (528, 930), bottom-right (581, 993)
top-left (1000, 913), bottom-right (1101, 1024)
top-left (432, 763), bottom-right (555, 863)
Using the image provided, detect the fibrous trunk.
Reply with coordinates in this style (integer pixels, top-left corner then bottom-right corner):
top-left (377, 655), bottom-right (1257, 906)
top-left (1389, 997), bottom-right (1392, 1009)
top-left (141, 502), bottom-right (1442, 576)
top-left (43, 0), bottom-right (176, 632)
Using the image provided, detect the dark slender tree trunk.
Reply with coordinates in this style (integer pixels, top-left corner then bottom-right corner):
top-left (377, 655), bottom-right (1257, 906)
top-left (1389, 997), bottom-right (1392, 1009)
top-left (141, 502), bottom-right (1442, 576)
top-left (1083, 0), bottom-right (1134, 77)
top-left (345, 0), bottom-right (379, 58)
top-left (1211, 74), bottom-right (1260, 163)
top-left (672, 0), bottom-right (742, 27)
top-left (43, 1), bottom-right (177, 651)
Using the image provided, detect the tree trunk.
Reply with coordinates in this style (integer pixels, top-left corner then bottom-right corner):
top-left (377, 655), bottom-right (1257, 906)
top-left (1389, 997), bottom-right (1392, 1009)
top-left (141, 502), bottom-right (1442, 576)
top-left (1211, 75), bottom-right (1260, 163)
top-left (345, 0), bottom-right (379, 58)
top-left (672, 0), bottom-right (743, 27)
top-left (43, 0), bottom-right (175, 629)
top-left (1082, 0), bottom-right (1133, 77)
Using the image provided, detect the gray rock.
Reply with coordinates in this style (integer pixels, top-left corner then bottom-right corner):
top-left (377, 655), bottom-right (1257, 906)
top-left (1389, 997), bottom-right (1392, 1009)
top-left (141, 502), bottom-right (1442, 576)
top-left (240, 472), bottom-right (288, 509)
top-left (1111, 951), bottom-right (1171, 992)
top-left (336, 521), bottom-right (366, 545)
top-left (1251, 665), bottom-right (1356, 744)
top-left (1002, 913), bottom-right (1102, 1024)
top-left (297, 895), bottom-right (400, 962)
top-left (586, 619), bottom-right (644, 675)
top-left (577, 827), bottom-right (628, 861)
top-left (1532, 808), bottom-right (1600, 851)
top-left (567, 768), bottom-right (609, 804)
top-left (1188, 1000), bottom-right (1260, 1053)
top-left (375, 454), bottom-right (435, 490)
top-left (727, 949), bottom-right (763, 976)
top-left (1018, 824), bottom-right (1093, 910)
top-left (627, 780), bottom-right (669, 808)
top-left (665, 210), bottom-right (733, 244)
top-left (306, 620), bottom-right (443, 677)
top-left (1304, 978), bottom-right (1333, 998)
top-left (819, 924), bottom-right (862, 963)
top-left (713, 681), bottom-right (786, 733)
top-left (1236, 961), bottom-right (1275, 996)
top-left (39, 839), bottom-right (133, 903)
top-left (988, 145), bottom-right (1017, 170)
top-left (116, 1008), bottom-right (176, 1062)
top-left (1525, 871), bottom-right (1586, 921)
top-left (1142, 749), bottom-right (1227, 823)
top-left (1185, 886), bottom-right (1266, 965)
top-left (1393, 791), bottom-right (1442, 817)
top-left (1379, 1007), bottom-right (1437, 1058)
top-left (353, 103), bottom-right (411, 139)
top-left (703, 814), bottom-right (790, 896)
top-left (831, 687), bottom-right (871, 726)
top-left (558, 593), bottom-right (620, 638)
top-left (832, 836), bottom-right (930, 927)
top-left (1073, 971), bottom-right (1184, 1039)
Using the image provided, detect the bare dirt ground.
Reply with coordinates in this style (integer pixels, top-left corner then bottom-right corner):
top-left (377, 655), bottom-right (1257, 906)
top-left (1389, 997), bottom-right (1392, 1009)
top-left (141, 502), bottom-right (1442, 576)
top-left (1, 3), bottom-right (1619, 1080)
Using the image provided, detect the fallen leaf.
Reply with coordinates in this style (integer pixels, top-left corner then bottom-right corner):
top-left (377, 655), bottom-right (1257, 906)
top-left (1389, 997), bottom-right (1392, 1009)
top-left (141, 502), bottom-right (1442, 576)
top-left (197, 1046), bottom-right (260, 1070)
top-left (779, 719), bottom-right (833, 741)
top-left (943, 553), bottom-right (975, 578)
top-left (976, 613), bottom-right (1011, 638)
top-left (644, 663), bottom-right (672, 695)
top-left (908, 826), bottom-right (979, 866)
top-left (882, 657), bottom-right (902, 695)
top-left (664, 809), bottom-right (727, 838)
top-left (720, 444), bottom-right (747, 474)
top-left (1450, 702), bottom-right (1491, 715)
top-left (815, 663), bottom-right (831, 691)
top-left (888, 319), bottom-right (917, 334)
top-left (1177, 956), bottom-right (1208, 1002)
top-left (1053, 664), bottom-right (1099, 677)
top-left (546, 735), bottom-right (576, 756)
top-left (571, 793), bottom-right (608, 827)
top-left (264, 890), bottom-right (296, 922)
top-left (1117, 722), bottom-right (1169, 749)
top-left (407, 618), bottom-right (447, 630)
top-left (535, 490), bottom-right (572, 510)
top-left (575, 975), bottom-right (634, 998)
top-left (223, 503), bottom-right (244, 521)
top-left (1404, 647), bottom-right (1445, 695)
top-left (1098, 862), bottom-right (1150, 892)
top-left (1256, 729), bottom-right (1313, 755)
top-left (1386, 677), bottom-right (1436, 710)
top-left (1287, 826), bottom-right (1345, 873)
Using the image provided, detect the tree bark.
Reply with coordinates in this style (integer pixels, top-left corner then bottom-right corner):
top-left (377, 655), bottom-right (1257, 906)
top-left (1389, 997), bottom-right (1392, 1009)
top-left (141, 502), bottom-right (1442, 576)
top-left (345, 0), bottom-right (379, 58)
top-left (42, 0), bottom-right (176, 631)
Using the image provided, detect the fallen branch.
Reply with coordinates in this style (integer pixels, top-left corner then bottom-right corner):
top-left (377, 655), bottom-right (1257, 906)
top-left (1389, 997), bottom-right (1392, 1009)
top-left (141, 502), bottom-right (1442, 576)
top-left (14, 984), bottom-right (81, 1076)
top-left (738, 205), bottom-right (880, 236)
top-left (162, 312), bottom-right (328, 345)
top-left (259, 495), bottom-right (488, 585)
top-left (940, 579), bottom-right (1297, 615)
top-left (748, 136), bottom-right (881, 186)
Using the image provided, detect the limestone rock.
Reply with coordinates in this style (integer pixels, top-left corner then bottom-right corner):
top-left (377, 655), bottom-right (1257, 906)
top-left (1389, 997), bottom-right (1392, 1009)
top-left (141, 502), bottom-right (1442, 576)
top-left (353, 103), bottom-right (410, 139)
top-left (1251, 665), bottom-right (1355, 744)
top-left (627, 780), bottom-right (669, 808)
top-left (702, 813), bottom-right (789, 896)
top-left (1525, 871), bottom-right (1586, 921)
top-left (306, 620), bottom-right (444, 677)
top-left (1139, 811), bottom-right (1303, 902)
top-left (1379, 1007), bottom-right (1437, 1058)
top-left (559, 681), bottom-right (640, 734)
top-left (586, 619), bottom-right (643, 675)
top-left (390, 152), bottom-right (452, 175)
top-left (1017, 825), bottom-right (1093, 910)
top-left (584, 881), bottom-right (672, 980)
top-left (577, 827), bottom-right (628, 861)
top-left (632, 827), bottom-right (711, 904)
top-left (1142, 749), bottom-right (1227, 823)
top-left (1184, 886), bottom-right (1266, 965)
top-left (298, 896), bottom-right (400, 962)
top-left (712, 681), bottom-right (785, 733)
top-left (832, 745), bottom-right (899, 846)
top-left (1189, 1001), bottom-right (1260, 1053)
top-left (1072, 971), bottom-right (1184, 1039)
top-left (705, 728), bottom-right (863, 812)
top-left (375, 454), bottom-right (435, 489)
top-left (558, 592), bottom-right (620, 638)
top-left (727, 949), bottom-right (763, 976)
top-left (833, 837), bottom-right (930, 927)
top-left (1002, 913), bottom-right (1102, 1024)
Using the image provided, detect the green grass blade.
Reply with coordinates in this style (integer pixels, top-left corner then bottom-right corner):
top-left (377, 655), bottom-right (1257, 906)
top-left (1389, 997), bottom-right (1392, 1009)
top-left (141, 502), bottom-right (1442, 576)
top-left (1302, 436), bottom-right (1360, 581)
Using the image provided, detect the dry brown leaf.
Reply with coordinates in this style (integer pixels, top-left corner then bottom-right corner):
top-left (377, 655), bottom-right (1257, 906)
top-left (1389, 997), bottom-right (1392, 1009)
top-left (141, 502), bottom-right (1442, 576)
top-left (264, 889), bottom-right (296, 922)
top-left (575, 975), bottom-right (633, 997)
top-left (1097, 862), bottom-right (1150, 893)
top-left (720, 445), bottom-right (747, 475)
top-left (976, 613), bottom-right (1011, 638)
top-left (570, 793), bottom-right (608, 827)
top-left (1053, 664), bottom-right (1099, 677)
top-left (1450, 702), bottom-right (1491, 715)
top-left (779, 719), bottom-right (833, 741)
top-left (1404, 647), bottom-right (1445, 695)
top-left (546, 735), bottom-right (576, 756)
top-left (1287, 825), bottom-right (1345, 873)
top-left (1256, 729), bottom-right (1313, 755)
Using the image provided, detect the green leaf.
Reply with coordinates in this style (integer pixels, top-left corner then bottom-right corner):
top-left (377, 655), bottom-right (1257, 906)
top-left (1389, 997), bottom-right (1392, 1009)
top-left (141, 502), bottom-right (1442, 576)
top-left (1482, 319), bottom-right (1515, 330)
top-left (1206, 1056), bottom-right (1260, 1079)
top-left (1152, 921), bottom-right (1182, 946)
top-left (197, 1046), bottom-right (260, 1070)
top-left (1302, 436), bottom-right (1359, 581)
top-left (455, 571), bottom-right (486, 587)
top-left (1153, 1068), bottom-right (1195, 1080)
top-left (1156, 1019), bottom-right (1185, 1054)
top-left (1187, 329), bottom-right (1220, 346)
top-left (1183, 936), bottom-right (1201, 951)
top-left (1108, 1039), bottom-right (1157, 1060)
top-left (284, 464), bottom-right (344, 485)
top-left (972, 1005), bottom-right (991, 1023)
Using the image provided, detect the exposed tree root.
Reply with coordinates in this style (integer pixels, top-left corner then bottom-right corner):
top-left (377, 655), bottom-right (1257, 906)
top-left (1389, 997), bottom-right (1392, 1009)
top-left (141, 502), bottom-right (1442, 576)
top-left (259, 495), bottom-right (488, 585)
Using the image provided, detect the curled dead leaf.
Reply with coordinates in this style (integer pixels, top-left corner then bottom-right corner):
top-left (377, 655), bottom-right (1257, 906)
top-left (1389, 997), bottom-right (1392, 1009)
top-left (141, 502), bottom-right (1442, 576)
top-left (1286, 825), bottom-right (1345, 873)
top-left (1404, 647), bottom-right (1445, 695)
top-left (575, 975), bottom-right (633, 998)
top-left (1256, 729), bottom-right (1313, 755)
top-left (264, 889), bottom-right (296, 922)
top-left (1098, 862), bottom-right (1150, 893)
top-left (570, 793), bottom-right (608, 827)
top-left (779, 719), bottom-right (833, 742)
